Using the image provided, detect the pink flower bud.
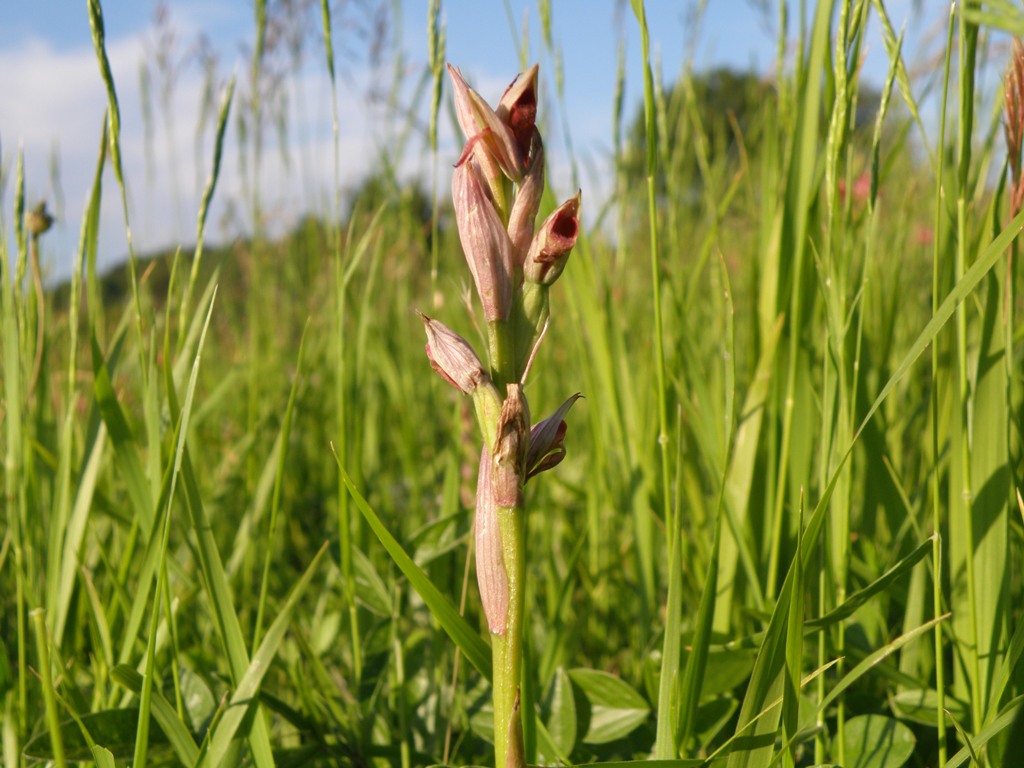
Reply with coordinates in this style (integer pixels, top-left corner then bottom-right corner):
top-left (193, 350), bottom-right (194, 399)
top-left (507, 131), bottom-right (544, 268)
top-left (496, 64), bottom-right (539, 161)
top-left (523, 191), bottom-right (581, 285)
top-left (447, 64), bottom-right (526, 182)
top-left (474, 445), bottom-right (509, 635)
top-left (452, 159), bottom-right (515, 321)
top-left (526, 393), bottom-right (581, 480)
top-left (420, 313), bottom-right (489, 394)
top-left (493, 384), bottom-right (529, 507)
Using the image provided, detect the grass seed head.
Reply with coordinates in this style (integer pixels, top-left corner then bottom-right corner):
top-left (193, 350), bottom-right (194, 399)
top-left (26, 201), bottom-right (55, 238)
top-left (1005, 39), bottom-right (1024, 214)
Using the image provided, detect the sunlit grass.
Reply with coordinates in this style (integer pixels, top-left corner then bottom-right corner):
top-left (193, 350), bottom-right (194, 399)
top-left (3, 1), bottom-right (1024, 767)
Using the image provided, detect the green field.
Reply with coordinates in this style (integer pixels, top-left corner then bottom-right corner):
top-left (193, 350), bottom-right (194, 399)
top-left (3, 1), bottom-right (1024, 766)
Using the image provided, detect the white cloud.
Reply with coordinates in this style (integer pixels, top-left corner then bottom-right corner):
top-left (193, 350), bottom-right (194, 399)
top-left (1, 4), bottom-right (609, 287)
top-left (0, 15), bottom-right (410, 285)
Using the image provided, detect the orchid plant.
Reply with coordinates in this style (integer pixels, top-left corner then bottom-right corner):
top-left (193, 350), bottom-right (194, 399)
top-left (420, 63), bottom-right (581, 768)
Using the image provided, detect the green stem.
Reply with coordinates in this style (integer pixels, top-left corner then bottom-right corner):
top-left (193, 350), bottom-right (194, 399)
top-left (492, 499), bottom-right (525, 768)
top-left (489, 319), bottom-right (515, 390)
top-left (486, 286), bottom-right (527, 768)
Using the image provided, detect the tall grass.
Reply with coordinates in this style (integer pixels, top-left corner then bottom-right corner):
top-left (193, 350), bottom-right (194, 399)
top-left (2, 0), bottom-right (1024, 766)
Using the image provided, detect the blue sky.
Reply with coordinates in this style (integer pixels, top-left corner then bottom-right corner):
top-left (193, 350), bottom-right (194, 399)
top-left (0, 1), bottom-right (935, 281)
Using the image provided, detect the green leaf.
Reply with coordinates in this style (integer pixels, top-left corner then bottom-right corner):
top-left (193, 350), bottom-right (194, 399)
top-left (23, 709), bottom-right (171, 762)
top-left (681, 645), bottom-right (757, 699)
top-left (168, 362), bottom-right (278, 766)
top-left (337, 460), bottom-right (492, 679)
top-left (804, 536), bottom-right (934, 632)
top-left (91, 745), bottom-right (116, 768)
top-left (352, 546), bottom-right (392, 616)
top-left (947, 695), bottom-right (1024, 768)
top-left (693, 696), bottom-right (738, 747)
top-left (111, 666), bottom-right (200, 766)
top-left (91, 330), bottom-right (153, 535)
top-left (819, 615), bottom-right (947, 716)
top-left (569, 668), bottom-right (650, 744)
top-left (562, 761), bottom-right (704, 768)
top-left (842, 715), bottom-right (915, 768)
top-left (200, 543), bottom-right (328, 768)
top-left (891, 688), bottom-right (968, 727)
top-left (179, 665), bottom-right (217, 736)
top-left (543, 667), bottom-right (577, 758)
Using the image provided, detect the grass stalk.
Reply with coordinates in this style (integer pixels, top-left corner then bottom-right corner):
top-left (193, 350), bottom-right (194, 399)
top-left (8, 4), bottom-right (1024, 766)
top-left (30, 609), bottom-right (64, 768)
top-left (630, 0), bottom-right (666, 625)
top-left (931, 6), bottom-right (957, 765)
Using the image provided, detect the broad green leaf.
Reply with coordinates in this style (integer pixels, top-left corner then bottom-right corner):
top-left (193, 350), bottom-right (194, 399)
top-left (111, 666), bottom-right (199, 766)
top-left (842, 715), bottom-right (915, 768)
top-left (543, 667), bottom-right (577, 758)
top-left (23, 709), bottom-right (171, 763)
top-left (681, 645), bottom-right (757, 700)
top-left (569, 668), bottom-right (650, 744)
top-left (891, 688), bottom-right (968, 727)
top-left (179, 666), bottom-right (217, 737)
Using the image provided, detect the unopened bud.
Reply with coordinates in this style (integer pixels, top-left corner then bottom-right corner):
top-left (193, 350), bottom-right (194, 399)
top-left (474, 445), bottom-right (509, 635)
top-left (496, 64), bottom-right (539, 160)
top-left (447, 63), bottom-right (526, 182)
top-left (507, 131), bottom-right (544, 269)
top-left (420, 313), bottom-right (489, 394)
top-left (493, 384), bottom-right (529, 507)
top-left (523, 191), bottom-right (581, 285)
top-left (526, 393), bottom-right (581, 480)
top-left (452, 160), bottom-right (515, 321)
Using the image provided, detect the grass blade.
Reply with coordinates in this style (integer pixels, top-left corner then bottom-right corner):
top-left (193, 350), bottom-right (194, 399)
top-left (111, 666), bottom-right (199, 766)
top-left (336, 459), bottom-right (491, 679)
top-left (201, 544), bottom-right (328, 768)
